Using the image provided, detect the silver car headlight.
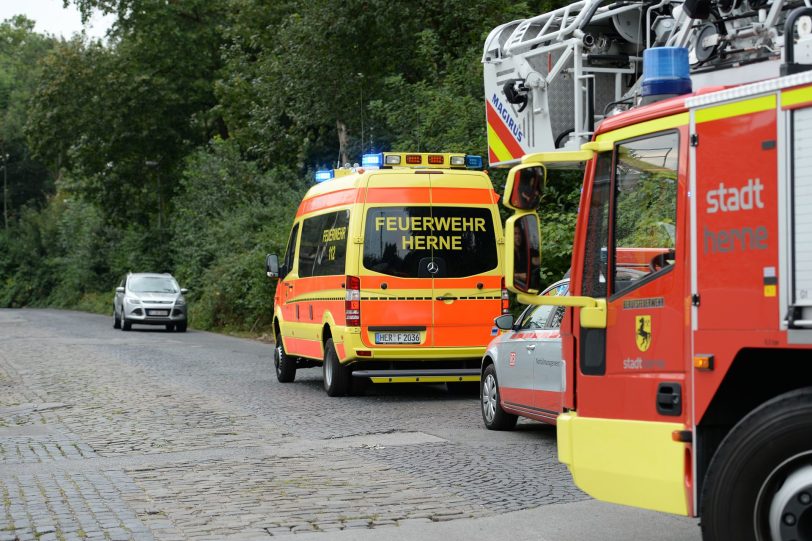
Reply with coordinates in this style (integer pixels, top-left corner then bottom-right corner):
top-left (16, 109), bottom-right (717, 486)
top-left (126, 297), bottom-right (142, 305)
top-left (175, 297), bottom-right (186, 306)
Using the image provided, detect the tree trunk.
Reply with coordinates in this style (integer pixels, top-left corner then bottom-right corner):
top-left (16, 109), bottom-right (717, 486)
top-left (336, 120), bottom-right (349, 166)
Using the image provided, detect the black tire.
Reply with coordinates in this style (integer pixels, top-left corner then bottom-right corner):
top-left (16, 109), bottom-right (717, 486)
top-left (122, 318), bottom-right (131, 331)
top-left (113, 306), bottom-right (121, 329)
top-left (274, 333), bottom-right (296, 383)
top-left (701, 387), bottom-right (812, 541)
top-left (446, 381), bottom-right (480, 396)
top-left (165, 324), bottom-right (175, 331)
top-left (323, 338), bottom-right (349, 397)
top-left (480, 364), bottom-right (518, 430)
top-left (176, 321), bottom-right (187, 333)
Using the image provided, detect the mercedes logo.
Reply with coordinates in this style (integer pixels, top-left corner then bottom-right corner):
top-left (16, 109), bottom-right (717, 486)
top-left (426, 261), bottom-right (439, 274)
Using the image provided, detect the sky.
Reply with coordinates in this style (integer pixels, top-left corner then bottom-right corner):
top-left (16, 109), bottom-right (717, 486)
top-left (0, 0), bottom-right (115, 40)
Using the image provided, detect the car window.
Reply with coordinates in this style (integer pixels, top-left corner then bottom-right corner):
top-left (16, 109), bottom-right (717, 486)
top-left (363, 206), bottom-right (497, 278)
top-left (543, 280), bottom-right (569, 329)
top-left (518, 305), bottom-right (554, 330)
top-left (128, 276), bottom-right (179, 293)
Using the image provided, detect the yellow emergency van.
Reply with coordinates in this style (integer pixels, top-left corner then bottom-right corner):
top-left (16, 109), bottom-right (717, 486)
top-left (265, 152), bottom-right (507, 396)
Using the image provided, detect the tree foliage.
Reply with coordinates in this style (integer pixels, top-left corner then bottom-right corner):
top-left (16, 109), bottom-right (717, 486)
top-left (1, 0), bottom-right (577, 331)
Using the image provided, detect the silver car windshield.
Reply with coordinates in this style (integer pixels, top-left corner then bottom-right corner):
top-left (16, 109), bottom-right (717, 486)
top-left (128, 276), bottom-right (178, 294)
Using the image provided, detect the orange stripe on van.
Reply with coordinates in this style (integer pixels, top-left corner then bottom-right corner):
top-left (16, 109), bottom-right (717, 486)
top-left (365, 187), bottom-right (431, 204)
top-left (297, 188), bottom-right (362, 217)
top-left (432, 188), bottom-right (498, 205)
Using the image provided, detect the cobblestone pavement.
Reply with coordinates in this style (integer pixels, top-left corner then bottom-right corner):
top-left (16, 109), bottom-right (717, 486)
top-left (0, 309), bottom-right (587, 541)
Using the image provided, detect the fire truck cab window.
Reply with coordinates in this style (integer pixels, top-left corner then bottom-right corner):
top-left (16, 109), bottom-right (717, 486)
top-left (298, 210), bottom-right (350, 278)
top-left (613, 132), bottom-right (678, 295)
top-left (582, 153), bottom-right (612, 298)
top-left (363, 206), bottom-right (497, 278)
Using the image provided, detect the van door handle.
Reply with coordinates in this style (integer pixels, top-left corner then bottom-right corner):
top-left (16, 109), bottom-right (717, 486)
top-left (436, 295), bottom-right (458, 301)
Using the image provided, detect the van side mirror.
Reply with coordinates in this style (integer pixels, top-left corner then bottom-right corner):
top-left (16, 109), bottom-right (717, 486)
top-left (494, 314), bottom-right (514, 330)
top-left (116, 286), bottom-right (125, 293)
top-left (505, 214), bottom-right (541, 294)
top-left (504, 164), bottom-right (546, 211)
top-left (266, 254), bottom-right (280, 278)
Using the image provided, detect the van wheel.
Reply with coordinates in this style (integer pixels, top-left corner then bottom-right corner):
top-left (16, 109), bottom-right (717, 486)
top-left (481, 364), bottom-right (517, 430)
top-left (274, 333), bottom-right (296, 383)
top-left (323, 338), bottom-right (349, 396)
top-left (700, 387), bottom-right (812, 541)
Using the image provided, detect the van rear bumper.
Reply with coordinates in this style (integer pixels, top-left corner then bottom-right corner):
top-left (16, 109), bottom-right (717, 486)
top-left (352, 368), bottom-right (480, 383)
top-left (345, 345), bottom-right (486, 362)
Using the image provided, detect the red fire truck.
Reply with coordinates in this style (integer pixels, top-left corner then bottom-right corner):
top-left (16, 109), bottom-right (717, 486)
top-left (484, 1), bottom-right (812, 539)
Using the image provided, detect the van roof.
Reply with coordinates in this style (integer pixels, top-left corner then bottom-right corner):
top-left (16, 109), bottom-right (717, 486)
top-left (303, 168), bottom-right (494, 199)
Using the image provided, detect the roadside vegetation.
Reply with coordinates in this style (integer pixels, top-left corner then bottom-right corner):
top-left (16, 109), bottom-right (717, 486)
top-left (0, 0), bottom-right (576, 333)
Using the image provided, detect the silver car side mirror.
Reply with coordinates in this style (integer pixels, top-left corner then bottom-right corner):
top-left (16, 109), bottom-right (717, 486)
top-left (116, 287), bottom-right (125, 293)
top-left (180, 288), bottom-right (188, 294)
top-left (494, 314), bottom-right (514, 330)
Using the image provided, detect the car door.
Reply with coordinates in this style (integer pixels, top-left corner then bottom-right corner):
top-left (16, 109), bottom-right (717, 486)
top-left (532, 283), bottom-right (568, 416)
top-left (498, 303), bottom-right (554, 411)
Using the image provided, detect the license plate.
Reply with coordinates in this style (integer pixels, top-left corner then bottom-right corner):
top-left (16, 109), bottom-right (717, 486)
top-left (148, 310), bottom-right (169, 316)
top-left (375, 332), bottom-right (421, 345)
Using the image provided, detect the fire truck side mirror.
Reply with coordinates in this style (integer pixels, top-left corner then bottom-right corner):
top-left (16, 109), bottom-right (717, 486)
top-left (505, 213), bottom-right (541, 294)
top-left (266, 254), bottom-right (280, 279)
top-left (504, 164), bottom-right (546, 211)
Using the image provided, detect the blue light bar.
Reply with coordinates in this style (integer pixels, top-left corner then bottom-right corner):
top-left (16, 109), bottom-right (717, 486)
top-left (465, 155), bottom-right (484, 169)
top-left (641, 47), bottom-right (691, 97)
top-left (314, 170), bottom-right (334, 183)
top-left (361, 153), bottom-right (383, 169)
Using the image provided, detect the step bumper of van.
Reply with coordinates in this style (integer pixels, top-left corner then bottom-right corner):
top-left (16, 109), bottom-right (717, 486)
top-left (351, 369), bottom-right (480, 383)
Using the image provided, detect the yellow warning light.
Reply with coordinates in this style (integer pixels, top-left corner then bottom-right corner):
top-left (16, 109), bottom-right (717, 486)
top-left (694, 354), bottom-right (714, 370)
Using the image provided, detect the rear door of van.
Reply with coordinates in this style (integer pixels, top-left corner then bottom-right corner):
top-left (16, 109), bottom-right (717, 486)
top-left (360, 171), bottom-right (502, 348)
top-left (429, 173), bottom-right (502, 347)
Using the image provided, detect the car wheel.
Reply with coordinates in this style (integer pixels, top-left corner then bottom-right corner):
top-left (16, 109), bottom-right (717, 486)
top-left (122, 318), bottom-right (131, 331)
top-left (165, 324), bottom-right (175, 331)
top-left (701, 387), bottom-right (812, 541)
top-left (481, 364), bottom-right (518, 430)
top-left (176, 321), bottom-right (187, 332)
top-left (323, 338), bottom-right (349, 397)
top-left (447, 381), bottom-right (479, 396)
top-left (274, 332), bottom-right (296, 383)
top-left (113, 306), bottom-right (121, 329)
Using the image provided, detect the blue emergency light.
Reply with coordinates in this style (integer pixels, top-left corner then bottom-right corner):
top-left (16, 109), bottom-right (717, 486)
top-left (465, 155), bottom-right (484, 169)
top-left (314, 170), bottom-right (334, 183)
top-left (641, 47), bottom-right (691, 97)
top-left (361, 153), bottom-right (383, 169)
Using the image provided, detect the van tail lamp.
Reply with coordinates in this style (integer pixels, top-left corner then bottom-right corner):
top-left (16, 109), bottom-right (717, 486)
top-left (406, 154), bottom-right (422, 165)
top-left (501, 277), bottom-right (510, 314)
top-left (428, 155), bottom-right (444, 165)
top-left (694, 354), bottom-right (714, 371)
top-left (345, 275), bottom-right (361, 326)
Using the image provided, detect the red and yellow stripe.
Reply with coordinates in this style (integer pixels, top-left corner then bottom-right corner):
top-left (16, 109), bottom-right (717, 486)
top-left (486, 100), bottom-right (525, 164)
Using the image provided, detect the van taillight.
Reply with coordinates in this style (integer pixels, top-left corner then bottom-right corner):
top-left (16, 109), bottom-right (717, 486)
top-left (345, 275), bottom-right (361, 326)
top-left (501, 277), bottom-right (510, 315)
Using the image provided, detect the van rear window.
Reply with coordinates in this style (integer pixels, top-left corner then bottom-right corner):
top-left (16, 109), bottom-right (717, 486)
top-left (299, 210), bottom-right (350, 277)
top-left (363, 206), bottom-right (498, 278)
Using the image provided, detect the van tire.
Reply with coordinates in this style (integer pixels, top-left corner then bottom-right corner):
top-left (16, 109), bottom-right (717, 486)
top-left (323, 338), bottom-right (349, 396)
top-left (700, 387), bottom-right (812, 541)
top-left (274, 334), bottom-right (296, 383)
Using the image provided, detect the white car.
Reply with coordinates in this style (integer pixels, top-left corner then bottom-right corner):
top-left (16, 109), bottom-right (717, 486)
top-left (113, 273), bottom-right (188, 332)
top-left (480, 279), bottom-right (569, 430)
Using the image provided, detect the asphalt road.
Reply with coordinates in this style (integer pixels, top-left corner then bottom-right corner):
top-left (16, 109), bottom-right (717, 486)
top-left (0, 309), bottom-right (701, 541)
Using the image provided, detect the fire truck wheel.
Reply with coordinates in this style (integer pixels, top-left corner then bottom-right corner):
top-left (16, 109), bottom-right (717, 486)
top-left (481, 364), bottom-right (517, 431)
top-left (274, 333), bottom-right (296, 383)
top-left (323, 338), bottom-right (349, 396)
top-left (700, 387), bottom-right (812, 541)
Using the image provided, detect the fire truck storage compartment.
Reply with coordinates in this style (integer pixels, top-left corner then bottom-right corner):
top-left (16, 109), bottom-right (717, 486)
top-left (789, 106), bottom-right (812, 327)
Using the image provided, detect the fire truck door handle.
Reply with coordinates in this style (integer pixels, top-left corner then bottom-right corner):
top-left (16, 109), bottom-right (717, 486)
top-left (656, 382), bottom-right (682, 416)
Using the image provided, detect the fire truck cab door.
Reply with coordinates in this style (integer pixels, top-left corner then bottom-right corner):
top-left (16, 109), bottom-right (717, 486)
top-left (568, 130), bottom-right (691, 516)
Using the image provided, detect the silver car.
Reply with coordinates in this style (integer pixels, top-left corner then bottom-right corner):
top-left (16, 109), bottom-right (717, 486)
top-left (480, 278), bottom-right (569, 430)
top-left (113, 273), bottom-right (188, 332)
